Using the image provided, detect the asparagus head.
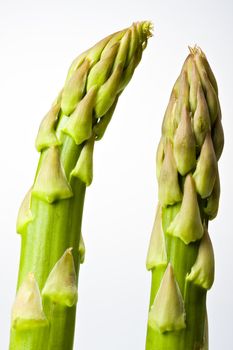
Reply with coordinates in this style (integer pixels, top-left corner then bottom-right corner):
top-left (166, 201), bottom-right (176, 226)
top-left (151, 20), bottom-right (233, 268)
top-left (146, 47), bottom-right (224, 350)
top-left (9, 21), bottom-right (152, 350)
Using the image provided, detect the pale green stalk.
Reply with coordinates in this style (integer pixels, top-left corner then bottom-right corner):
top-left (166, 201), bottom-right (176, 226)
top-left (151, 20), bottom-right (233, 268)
top-left (9, 21), bottom-right (152, 350)
top-left (146, 47), bottom-right (224, 350)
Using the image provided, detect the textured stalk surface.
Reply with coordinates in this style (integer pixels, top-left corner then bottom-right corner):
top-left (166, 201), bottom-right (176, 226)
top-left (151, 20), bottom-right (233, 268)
top-left (9, 21), bottom-right (152, 350)
top-left (146, 47), bottom-right (224, 350)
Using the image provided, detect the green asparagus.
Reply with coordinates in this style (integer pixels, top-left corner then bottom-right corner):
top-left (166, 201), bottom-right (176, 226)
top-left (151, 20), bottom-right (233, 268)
top-left (9, 21), bottom-right (152, 350)
top-left (146, 47), bottom-right (224, 350)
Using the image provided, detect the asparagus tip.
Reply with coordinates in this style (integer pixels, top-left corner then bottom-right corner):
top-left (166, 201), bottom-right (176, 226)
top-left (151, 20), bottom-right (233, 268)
top-left (188, 45), bottom-right (206, 58)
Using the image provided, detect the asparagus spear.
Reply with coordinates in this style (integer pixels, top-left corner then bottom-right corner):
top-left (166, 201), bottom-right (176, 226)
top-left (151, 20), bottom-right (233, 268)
top-left (146, 47), bottom-right (224, 350)
top-left (9, 21), bottom-right (152, 350)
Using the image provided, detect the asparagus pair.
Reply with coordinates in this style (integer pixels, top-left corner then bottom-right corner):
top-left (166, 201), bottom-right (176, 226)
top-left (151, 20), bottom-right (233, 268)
top-left (9, 23), bottom-right (223, 350)
top-left (146, 47), bottom-right (224, 349)
top-left (9, 22), bottom-right (152, 350)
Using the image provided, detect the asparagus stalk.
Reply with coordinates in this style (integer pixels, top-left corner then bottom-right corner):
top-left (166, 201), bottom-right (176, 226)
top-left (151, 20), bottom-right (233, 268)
top-left (9, 21), bottom-right (152, 350)
top-left (146, 47), bottom-right (224, 350)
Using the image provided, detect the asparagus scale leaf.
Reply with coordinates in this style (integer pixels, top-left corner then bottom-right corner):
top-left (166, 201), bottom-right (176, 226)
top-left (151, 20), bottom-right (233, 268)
top-left (146, 47), bottom-right (224, 350)
top-left (9, 21), bottom-right (152, 350)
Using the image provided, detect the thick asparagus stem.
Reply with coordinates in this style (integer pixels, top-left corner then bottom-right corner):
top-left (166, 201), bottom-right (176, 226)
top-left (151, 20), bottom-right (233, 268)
top-left (9, 21), bottom-right (152, 350)
top-left (146, 47), bottom-right (224, 350)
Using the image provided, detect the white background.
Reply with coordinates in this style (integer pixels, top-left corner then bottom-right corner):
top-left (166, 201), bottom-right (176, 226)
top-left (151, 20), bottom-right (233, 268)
top-left (1, 0), bottom-right (232, 349)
